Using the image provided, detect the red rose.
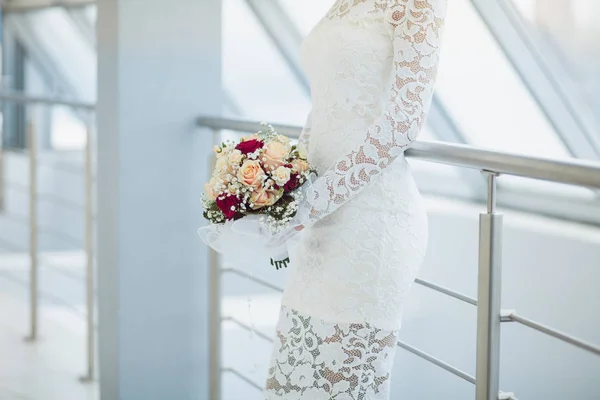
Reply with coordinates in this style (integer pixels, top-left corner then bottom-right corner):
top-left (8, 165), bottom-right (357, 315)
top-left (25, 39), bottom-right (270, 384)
top-left (283, 173), bottom-right (300, 192)
top-left (235, 139), bottom-right (263, 155)
top-left (216, 194), bottom-right (241, 220)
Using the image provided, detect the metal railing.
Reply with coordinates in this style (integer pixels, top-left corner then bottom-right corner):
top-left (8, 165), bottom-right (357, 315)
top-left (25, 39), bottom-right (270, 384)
top-left (198, 116), bottom-right (600, 400)
top-left (0, 92), bottom-right (96, 383)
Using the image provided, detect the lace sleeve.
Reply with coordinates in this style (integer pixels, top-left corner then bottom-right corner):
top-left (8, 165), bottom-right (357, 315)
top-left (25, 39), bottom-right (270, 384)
top-left (301, 0), bottom-right (447, 227)
top-left (298, 110), bottom-right (312, 150)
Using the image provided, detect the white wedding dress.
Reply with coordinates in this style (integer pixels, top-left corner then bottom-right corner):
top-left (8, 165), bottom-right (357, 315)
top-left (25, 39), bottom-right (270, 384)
top-left (265, 0), bottom-right (447, 398)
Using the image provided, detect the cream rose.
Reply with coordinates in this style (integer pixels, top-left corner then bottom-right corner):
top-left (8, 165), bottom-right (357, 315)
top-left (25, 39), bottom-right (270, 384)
top-left (272, 166), bottom-right (292, 186)
top-left (277, 135), bottom-right (290, 145)
top-left (291, 159), bottom-right (310, 173)
top-left (249, 186), bottom-right (283, 210)
top-left (228, 149), bottom-right (243, 166)
top-left (237, 160), bottom-right (266, 188)
top-left (262, 141), bottom-right (289, 171)
top-left (214, 155), bottom-right (230, 174)
top-left (296, 143), bottom-right (308, 159)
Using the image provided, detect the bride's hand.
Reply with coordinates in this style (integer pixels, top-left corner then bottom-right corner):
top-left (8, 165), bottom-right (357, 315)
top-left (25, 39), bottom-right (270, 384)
top-left (295, 225), bottom-right (304, 232)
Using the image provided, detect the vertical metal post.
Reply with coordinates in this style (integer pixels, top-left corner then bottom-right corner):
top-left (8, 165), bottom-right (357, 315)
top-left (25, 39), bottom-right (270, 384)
top-left (80, 119), bottom-right (95, 382)
top-left (0, 143), bottom-right (5, 212)
top-left (25, 120), bottom-right (38, 342)
top-left (476, 172), bottom-right (503, 400)
top-left (209, 249), bottom-right (221, 400)
top-left (209, 128), bottom-right (221, 400)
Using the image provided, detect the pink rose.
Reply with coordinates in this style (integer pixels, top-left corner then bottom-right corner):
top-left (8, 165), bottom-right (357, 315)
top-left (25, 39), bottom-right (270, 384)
top-left (291, 158), bottom-right (310, 173)
top-left (237, 160), bottom-right (266, 188)
top-left (262, 141), bottom-right (289, 171)
top-left (249, 186), bottom-right (283, 210)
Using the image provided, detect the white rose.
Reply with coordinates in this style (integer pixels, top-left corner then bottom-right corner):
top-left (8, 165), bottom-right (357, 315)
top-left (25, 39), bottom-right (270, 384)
top-left (297, 143), bottom-right (308, 159)
top-left (272, 166), bottom-right (292, 186)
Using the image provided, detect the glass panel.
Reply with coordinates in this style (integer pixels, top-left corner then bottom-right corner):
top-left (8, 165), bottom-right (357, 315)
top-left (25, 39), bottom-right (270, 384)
top-left (435, 0), bottom-right (571, 159)
top-left (15, 9), bottom-right (96, 102)
top-left (223, 0), bottom-right (311, 125)
top-left (84, 4), bottom-right (97, 25)
top-left (510, 0), bottom-right (600, 127)
top-left (278, 0), bottom-right (330, 36)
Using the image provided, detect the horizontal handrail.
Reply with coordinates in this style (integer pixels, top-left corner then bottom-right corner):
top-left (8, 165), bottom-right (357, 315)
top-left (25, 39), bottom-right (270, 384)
top-left (5, 180), bottom-right (84, 211)
top-left (221, 367), bottom-right (263, 391)
top-left (221, 267), bottom-right (284, 293)
top-left (397, 339), bottom-right (476, 384)
top-left (502, 311), bottom-right (600, 357)
top-left (224, 314), bottom-right (479, 390)
top-left (222, 316), bottom-right (274, 343)
top-left (2, 0), bottom-right (95, 13)
top-left (415, 278), bottom-right (477, 306)
top-left (0, 91), bottom-right (95, 110)
top-left (197, 116), bottom-right (600, 189)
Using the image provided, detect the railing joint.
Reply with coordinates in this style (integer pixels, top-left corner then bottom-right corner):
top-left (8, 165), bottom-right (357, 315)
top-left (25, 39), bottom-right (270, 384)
top-left (498, 391), bottom-right (516, 400)
top-left (500, 309), bottom-right (515, 323)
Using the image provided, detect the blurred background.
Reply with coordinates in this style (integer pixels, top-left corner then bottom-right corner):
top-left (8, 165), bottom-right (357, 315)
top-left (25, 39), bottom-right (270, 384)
top-left (0, 0), bottom-right (599, 399)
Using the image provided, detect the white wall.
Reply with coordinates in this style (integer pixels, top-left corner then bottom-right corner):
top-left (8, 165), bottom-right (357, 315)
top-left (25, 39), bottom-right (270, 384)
top-left (393, 197), bottom-right (600, 399)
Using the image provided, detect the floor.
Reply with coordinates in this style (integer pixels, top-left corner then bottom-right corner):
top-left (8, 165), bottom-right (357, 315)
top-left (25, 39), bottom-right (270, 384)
top-left (0, 250), bottom-right (281, 400)
top-left (0, 251), bottom-right (98, 400)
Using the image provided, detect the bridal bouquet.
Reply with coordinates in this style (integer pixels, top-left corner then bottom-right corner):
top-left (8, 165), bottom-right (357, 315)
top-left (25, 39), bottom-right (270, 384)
top-left (199, 123), bottom-right (315, 268)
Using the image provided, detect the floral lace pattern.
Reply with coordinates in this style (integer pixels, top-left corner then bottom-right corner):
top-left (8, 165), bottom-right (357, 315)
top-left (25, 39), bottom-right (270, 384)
top-left (301, 0), bottom-right (447, 226)
top-left (265, 307), bottom-right (398, 400)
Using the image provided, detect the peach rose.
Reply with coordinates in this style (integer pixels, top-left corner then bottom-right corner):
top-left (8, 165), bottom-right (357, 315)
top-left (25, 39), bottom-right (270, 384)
top-left (262, 141), bottom-right (289, 171)
top-left (272, 166), bottom-right (292, 186)
top-left (204, 178), bottom-right (217, 201)
top-left (291, 159), bottom-right (310, 173)
top-left (249, 186), bottom-right (283, 210)
top-left (237, 160), bottom-right (266, 188)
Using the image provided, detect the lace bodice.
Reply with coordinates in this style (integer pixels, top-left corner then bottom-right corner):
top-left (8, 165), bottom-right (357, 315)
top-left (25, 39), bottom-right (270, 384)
top-left (297, 0), bottom-right (447, 228)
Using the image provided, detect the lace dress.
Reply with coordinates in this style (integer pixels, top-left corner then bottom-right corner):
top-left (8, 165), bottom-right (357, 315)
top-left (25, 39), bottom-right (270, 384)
top-left (265, 1), bottom-right (447, 398)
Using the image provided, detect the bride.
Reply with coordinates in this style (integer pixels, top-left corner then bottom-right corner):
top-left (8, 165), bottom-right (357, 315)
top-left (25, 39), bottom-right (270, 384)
top-left (264, 0), bottom-right (447, 398)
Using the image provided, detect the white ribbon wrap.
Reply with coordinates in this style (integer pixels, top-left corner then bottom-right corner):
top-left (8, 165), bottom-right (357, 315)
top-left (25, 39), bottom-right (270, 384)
top-left (198, 215), bottom-right (294, 269)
